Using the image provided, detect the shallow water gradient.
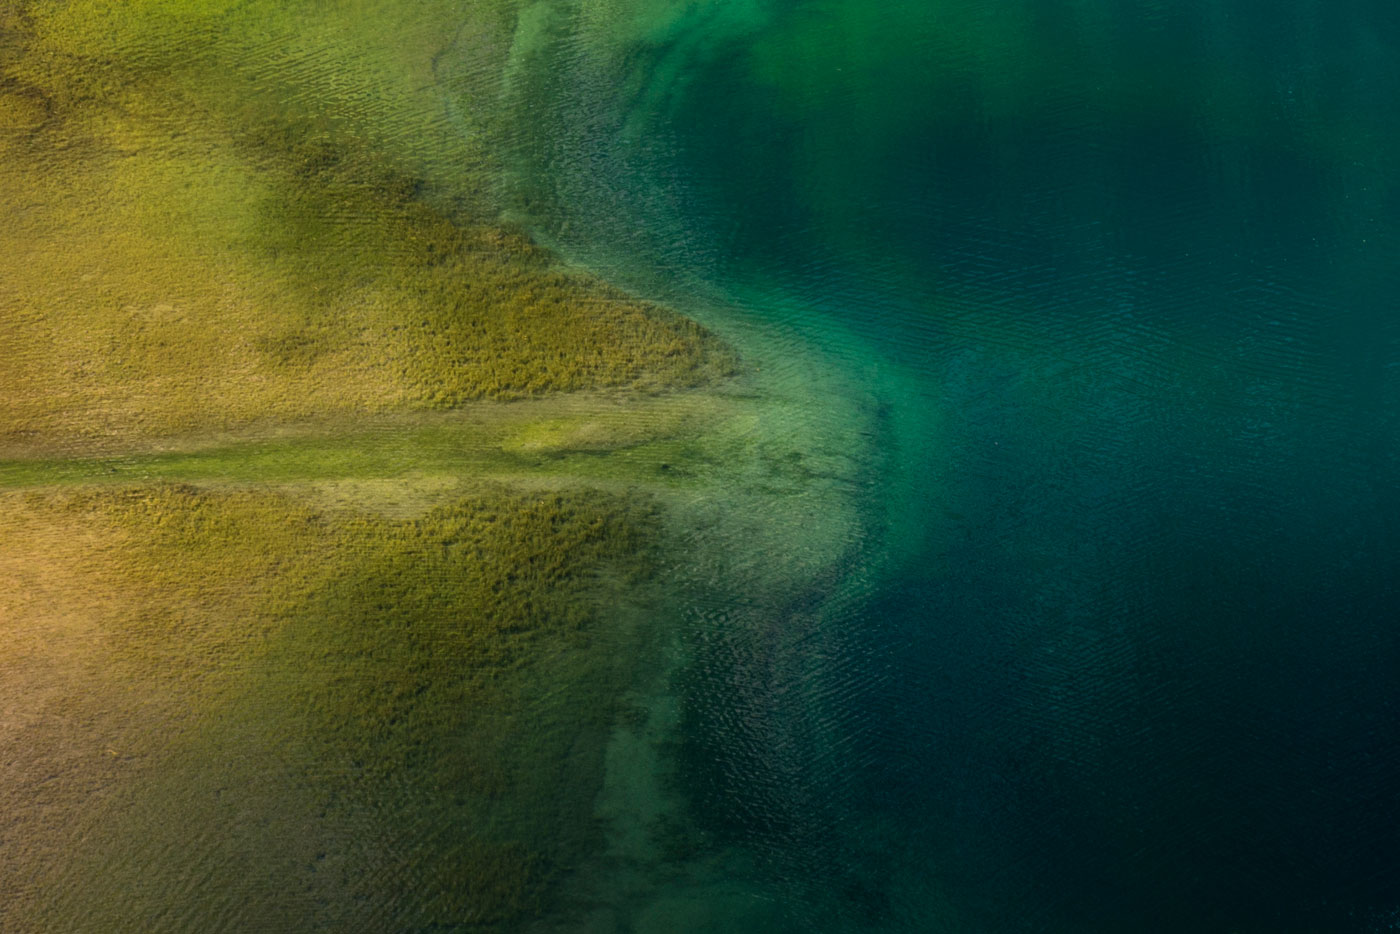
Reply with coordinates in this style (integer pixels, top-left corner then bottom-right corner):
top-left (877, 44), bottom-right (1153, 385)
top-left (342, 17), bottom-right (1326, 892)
top-left (488, 1), bottom-right (1400, 931)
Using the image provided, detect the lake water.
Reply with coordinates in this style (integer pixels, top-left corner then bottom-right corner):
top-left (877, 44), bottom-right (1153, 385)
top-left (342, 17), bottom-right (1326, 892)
top-left (478, 1), bottom-right (1400, 931)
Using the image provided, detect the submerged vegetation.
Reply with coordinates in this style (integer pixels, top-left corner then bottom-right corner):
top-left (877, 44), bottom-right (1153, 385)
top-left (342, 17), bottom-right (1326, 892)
top-left (0, 1), bottom-right (740, 930)
top-left (0, 483), bottom-right (659, 930)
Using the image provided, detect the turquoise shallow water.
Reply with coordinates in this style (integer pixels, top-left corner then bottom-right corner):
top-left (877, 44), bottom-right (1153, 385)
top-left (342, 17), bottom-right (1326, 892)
top-left (485, 1), bottom-right (1400, 931)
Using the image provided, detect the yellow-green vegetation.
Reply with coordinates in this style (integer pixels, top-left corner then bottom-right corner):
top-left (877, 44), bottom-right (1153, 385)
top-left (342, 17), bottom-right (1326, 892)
top-left (0, 1), bottom-right (745, 931)
top-left (0, 0), bottom-right (735, 452)
top-left (1, 481), bottom-right (659, 931)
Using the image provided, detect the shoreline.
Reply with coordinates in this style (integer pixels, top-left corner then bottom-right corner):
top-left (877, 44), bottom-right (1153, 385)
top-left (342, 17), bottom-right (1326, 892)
top-left (2, 1), bottom-right (899, 930)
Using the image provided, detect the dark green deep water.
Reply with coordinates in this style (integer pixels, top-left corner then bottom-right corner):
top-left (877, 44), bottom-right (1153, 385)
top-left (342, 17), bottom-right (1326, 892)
top-left (492, 1), bottom-right (1400, 931)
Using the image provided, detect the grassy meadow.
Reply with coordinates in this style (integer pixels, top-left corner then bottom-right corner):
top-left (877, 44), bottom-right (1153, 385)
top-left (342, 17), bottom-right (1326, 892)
top-left (0, 1), bottom-right (740, 929)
